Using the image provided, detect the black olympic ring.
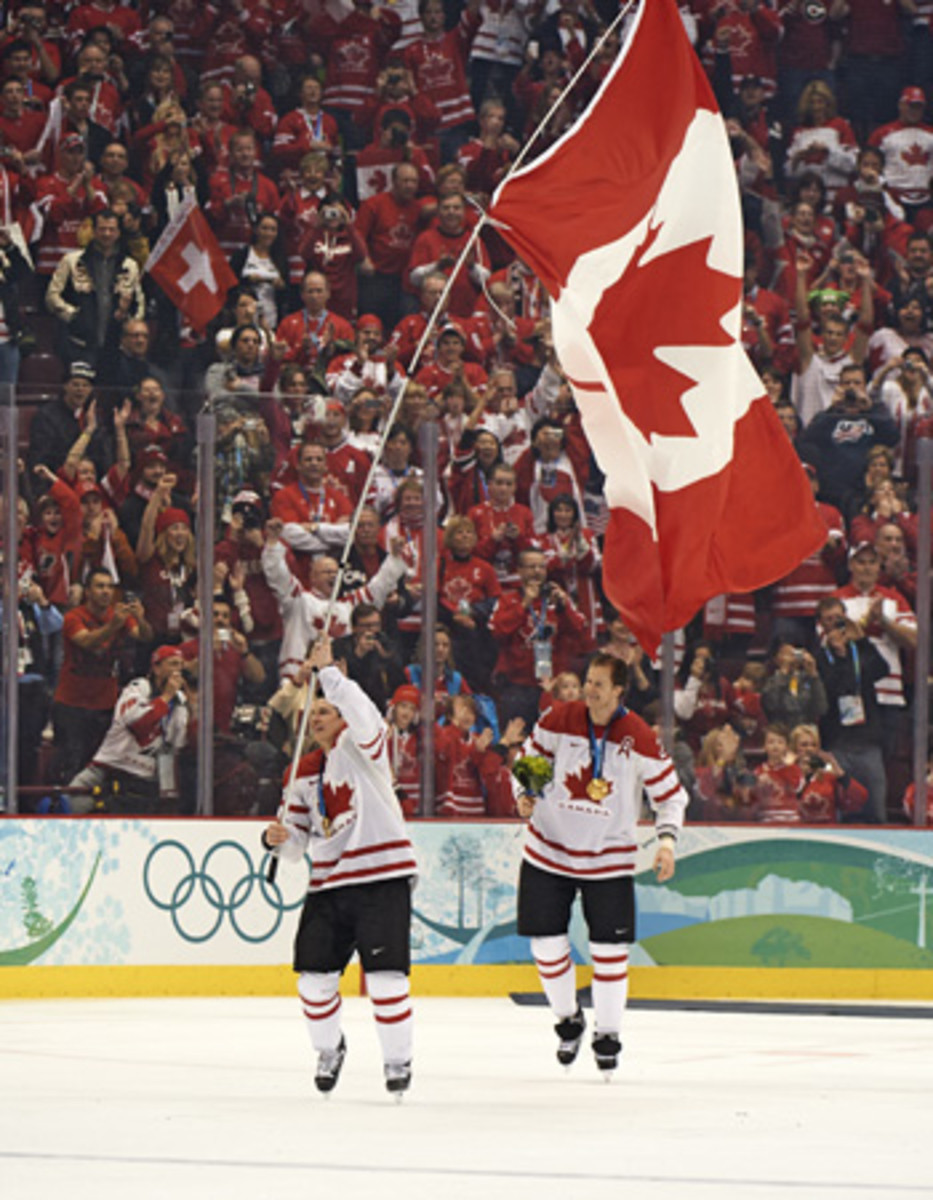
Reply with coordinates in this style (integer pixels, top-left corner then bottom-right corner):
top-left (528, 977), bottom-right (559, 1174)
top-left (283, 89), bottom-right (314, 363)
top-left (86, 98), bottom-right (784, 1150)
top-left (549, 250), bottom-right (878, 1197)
top-left (143, 839), bottom-right (309, 944)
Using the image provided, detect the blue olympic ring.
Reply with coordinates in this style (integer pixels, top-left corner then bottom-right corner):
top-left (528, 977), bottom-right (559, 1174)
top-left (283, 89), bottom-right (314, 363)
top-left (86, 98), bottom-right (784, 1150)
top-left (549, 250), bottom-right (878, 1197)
top-left (143, 839), bottom-right (309, 944)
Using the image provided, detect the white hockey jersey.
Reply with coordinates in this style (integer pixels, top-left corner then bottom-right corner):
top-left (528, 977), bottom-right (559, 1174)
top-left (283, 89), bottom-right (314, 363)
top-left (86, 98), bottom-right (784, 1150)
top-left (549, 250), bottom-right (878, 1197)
top-left (520, 700), bottom-right (688, 880)
top-left (275, 666), bottom-right (417, 892)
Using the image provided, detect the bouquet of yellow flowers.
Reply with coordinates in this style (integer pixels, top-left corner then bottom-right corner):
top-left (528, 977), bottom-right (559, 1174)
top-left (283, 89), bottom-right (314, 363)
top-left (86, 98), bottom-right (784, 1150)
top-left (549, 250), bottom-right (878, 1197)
top-left (512, 754), bottom-right (553, 797)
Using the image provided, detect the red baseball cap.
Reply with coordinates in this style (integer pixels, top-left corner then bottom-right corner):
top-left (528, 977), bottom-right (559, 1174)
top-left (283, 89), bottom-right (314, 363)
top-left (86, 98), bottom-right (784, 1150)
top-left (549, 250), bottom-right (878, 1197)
top-left (391, 684), bottom-right (420, 708)
top-left (901, 86), bottom-right (926, 105)
top-left (151, 644), bottom-right (185, 669)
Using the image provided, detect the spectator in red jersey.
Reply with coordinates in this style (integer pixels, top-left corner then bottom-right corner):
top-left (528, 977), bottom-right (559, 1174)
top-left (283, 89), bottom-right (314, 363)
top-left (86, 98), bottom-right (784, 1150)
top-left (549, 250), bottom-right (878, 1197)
top-left (27, 469), bottom-right (83, 611)
top-left (694, 723), bottom-right (756, 821)
top-left (300, 196), bottom-right (367, 321)
top-left (697, 0), bottom-right (783, 98)
top-left (201, 1), bottom-right (272, 90)
top-left (219, 55), bottom-right (277, 147)
top-left (775, 0), bottom-right (841, 127)
top-left (51, 565), bottom-right (151, 783)
top-left (312, 398), bottom-right (374, 506)
top-left (404, 0), bottom-right (482, 163)
top-left (742, 250), bottom-right (795, 375)
top-left (389, 270), bottom-right (449, 368)
top-left (355, 60), bottom-right (441, 151)
top-left (489, 545), bottom-right (585, 729)
top-left (270, 439), bottom-right (352, 585)
top-left (277, 150), bottom-right (328, 289)
top-left (72, 479), bottom-right (138, 596)
top-left (275, 269), bottom-right (355, 374)
top-left (407, 191), bottom-right (490, 317)
top-left (0, 4), bottom-right (60, 87)
top-left (0, 76), bottom-right (45, 168)
top-left (190, 81), bottom-right (236, 175)
top-left (790, 723), bottom-right (869, 823)
top-left (414, 320), bottom-right (487, 398)
top-left (387, 683), bottom-right (421, 816)
top-left (752, 724), bottom-right (805, 822)
top-left (308, 0), bottom-right (402, 151)
top-left (468, 461), bottom-right (536, 588)
top-left (31, 133), bottom-right (107, 278)
top-left (456, 97), bottom-right (519, 202)
top-left (136, 490), bottom-right (198, 646)
top-left (179, 593), bottom-right (265, 735)
top-left (1, 39), bottom-right (53, 110)
top-left (540, 493), bottom-right (602, 656)
top-left (438, 514), bottom-right (500, 691)
top-left (272, 74), bottom-right (339, 174)
top-left (434, 692), bottom-right (513, 817)
top-left (355, 161), bottom-right (425, 329)
top-left (872, 520), bottom-right (918, 608)
top-left (206, 129), bottom-right (281, 257)
top-left (214, 489), bottom-right (283, 698)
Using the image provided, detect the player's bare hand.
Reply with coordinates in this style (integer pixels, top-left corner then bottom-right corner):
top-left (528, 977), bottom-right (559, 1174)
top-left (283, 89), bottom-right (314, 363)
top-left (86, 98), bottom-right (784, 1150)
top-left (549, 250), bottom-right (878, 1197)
top-left (516, 793), bottom-right (536, 819)
top-left (653, 841), bottom-right (675, 883)
top-left (264, 821), bottom-right (289, 846)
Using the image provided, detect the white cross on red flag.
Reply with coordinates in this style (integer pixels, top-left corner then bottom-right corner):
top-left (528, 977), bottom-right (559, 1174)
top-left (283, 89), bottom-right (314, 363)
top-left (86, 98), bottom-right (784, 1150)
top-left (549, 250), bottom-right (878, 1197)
top-left (488, 0), bottom-right (825, 654)
top-left (145, 194), bottom-right (237, 333)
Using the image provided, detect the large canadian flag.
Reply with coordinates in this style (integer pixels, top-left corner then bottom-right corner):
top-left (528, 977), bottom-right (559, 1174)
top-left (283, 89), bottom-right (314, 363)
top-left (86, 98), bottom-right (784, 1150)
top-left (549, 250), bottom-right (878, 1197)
top-left (488, 0), bottom-right (825, 654)
top-left (145, 194), bottom-right (236, 333)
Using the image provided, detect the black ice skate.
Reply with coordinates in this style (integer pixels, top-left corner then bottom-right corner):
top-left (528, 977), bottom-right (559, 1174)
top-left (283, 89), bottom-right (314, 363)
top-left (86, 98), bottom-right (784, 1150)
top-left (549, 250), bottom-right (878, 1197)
top-left (384, 1061), bottom-right (412, 1100)
top-left (592, 1033), bottom-right (621, 1079)
top-left (314, 1036), bottom-right (347, 1094)
top-left (554, 1008), bottom-right (586, 1067)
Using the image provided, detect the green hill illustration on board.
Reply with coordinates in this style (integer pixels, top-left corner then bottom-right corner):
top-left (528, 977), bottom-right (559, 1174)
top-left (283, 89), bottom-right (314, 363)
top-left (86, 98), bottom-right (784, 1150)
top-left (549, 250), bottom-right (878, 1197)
top-left (633, 838), bottom-right (933, 969)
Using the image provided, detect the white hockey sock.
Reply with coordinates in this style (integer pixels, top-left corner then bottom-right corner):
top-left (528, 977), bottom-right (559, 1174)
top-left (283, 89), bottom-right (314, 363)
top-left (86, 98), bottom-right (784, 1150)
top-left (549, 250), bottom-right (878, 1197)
top-left (589, 942), bottom-right (629, 1035)
top-left (531, 934), bottom-right (577, 1018)
top-left (366, 970), bottom-right (413, 1066)
top-left (297, 971), bottom-right (342, 1053)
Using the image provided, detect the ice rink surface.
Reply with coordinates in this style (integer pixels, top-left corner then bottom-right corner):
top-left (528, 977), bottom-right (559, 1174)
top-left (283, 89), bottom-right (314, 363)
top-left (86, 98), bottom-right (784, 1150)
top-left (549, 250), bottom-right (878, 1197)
top-left (1, 995), bottom-right (931, 1200)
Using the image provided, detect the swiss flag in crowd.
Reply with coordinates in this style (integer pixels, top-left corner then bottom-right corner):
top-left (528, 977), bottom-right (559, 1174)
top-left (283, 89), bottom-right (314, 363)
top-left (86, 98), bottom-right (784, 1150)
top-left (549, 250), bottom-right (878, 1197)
top-left (145, 194), bottom-right (236, 333)
top-left (488, 0), bottom-right (824, 654)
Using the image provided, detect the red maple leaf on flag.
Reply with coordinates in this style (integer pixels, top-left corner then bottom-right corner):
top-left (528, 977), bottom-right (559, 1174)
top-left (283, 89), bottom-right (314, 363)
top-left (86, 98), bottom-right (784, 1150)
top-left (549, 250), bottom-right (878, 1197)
top-left (902, 142), bottom-right (931, 166)
top-left (563, 766), bottom-right (614, 802)
top-left (322, 780), bottom-right (354, 821)
top-left (585, 228), bottom-right (737, 441)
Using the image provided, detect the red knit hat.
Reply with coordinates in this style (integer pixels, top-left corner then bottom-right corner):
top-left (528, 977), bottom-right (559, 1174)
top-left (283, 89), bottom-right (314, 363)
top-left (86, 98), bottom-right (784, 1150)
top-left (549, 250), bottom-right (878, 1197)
top-left (391, 684), bottom-right (420, 708)
top-left (151, 644), bottom-right (184, 669)
top-left (155, 507), bottom-right (190, 536)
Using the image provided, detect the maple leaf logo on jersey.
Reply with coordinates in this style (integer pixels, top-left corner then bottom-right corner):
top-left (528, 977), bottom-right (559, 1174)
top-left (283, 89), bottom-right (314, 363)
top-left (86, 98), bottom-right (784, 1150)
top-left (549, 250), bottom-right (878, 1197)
top-left (585, 225), bottom-right (736, 441)
top-left (322, 780), bottom-right (354, 821)
top-left (444, 576), bottom-right (474, 606)
top-left (563, 766), bottom-right (613, 803)
top-left (902, 142), bottom-right (931, 166)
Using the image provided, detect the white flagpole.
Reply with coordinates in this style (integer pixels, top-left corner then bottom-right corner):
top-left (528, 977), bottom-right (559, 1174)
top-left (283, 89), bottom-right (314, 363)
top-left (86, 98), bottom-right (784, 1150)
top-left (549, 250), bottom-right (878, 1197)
top-left (266, 1), bottom-right (638, 880)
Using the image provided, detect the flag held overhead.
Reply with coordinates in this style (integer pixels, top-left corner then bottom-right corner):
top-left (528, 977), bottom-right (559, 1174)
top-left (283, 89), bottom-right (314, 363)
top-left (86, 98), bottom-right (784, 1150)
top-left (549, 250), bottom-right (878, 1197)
top-left (145, 193), bottom-right (237, 333)
top-left (488, 0), bottom-right (825, 654)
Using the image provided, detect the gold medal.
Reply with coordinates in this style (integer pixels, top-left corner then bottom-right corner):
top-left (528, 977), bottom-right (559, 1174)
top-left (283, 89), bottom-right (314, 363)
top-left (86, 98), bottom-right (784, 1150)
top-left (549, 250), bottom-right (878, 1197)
top-left (322, 815), bottom-right (332, 837)
top-left (586, 777), bottom-right (610, 801)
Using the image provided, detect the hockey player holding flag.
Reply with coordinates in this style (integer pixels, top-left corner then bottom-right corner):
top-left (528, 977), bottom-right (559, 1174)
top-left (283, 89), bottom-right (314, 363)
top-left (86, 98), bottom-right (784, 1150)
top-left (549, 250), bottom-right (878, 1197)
top-left (263, 635), bottom-right (417, 1097)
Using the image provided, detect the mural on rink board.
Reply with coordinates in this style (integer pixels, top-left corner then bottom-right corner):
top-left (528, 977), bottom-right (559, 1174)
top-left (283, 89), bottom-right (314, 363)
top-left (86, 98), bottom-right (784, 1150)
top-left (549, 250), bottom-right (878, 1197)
top-left (1, 820), bottom-right (932, 971)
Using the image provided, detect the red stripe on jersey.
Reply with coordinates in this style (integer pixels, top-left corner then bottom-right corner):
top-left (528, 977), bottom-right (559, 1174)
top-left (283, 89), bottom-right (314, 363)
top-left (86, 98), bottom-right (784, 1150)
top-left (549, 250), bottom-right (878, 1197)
top-left (653, 783), bottom-right (681, 803)
top-left (644, 762), bottom-right (674, 787)
top-left (525, 844), bottom-right (633, 877)
top-left (311, 859), bottom-right (418, 887)
top-left (359, 729), bottom-right (383, 750)
top-left (314, 838), bottom-right (413, 867)
top-left (529, 823), bottom-right (637, 858)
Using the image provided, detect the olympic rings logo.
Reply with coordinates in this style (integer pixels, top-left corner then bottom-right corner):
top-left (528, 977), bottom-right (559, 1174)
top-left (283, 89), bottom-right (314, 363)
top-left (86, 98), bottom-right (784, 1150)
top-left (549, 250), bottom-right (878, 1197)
top-left (143, 840), bottom-right (309, 944)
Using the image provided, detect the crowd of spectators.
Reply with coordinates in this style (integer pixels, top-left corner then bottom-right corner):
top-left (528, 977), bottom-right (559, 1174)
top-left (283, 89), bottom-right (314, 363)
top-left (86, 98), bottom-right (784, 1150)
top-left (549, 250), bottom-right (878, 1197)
top-left (1, 0), bottom-right (932, 825)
